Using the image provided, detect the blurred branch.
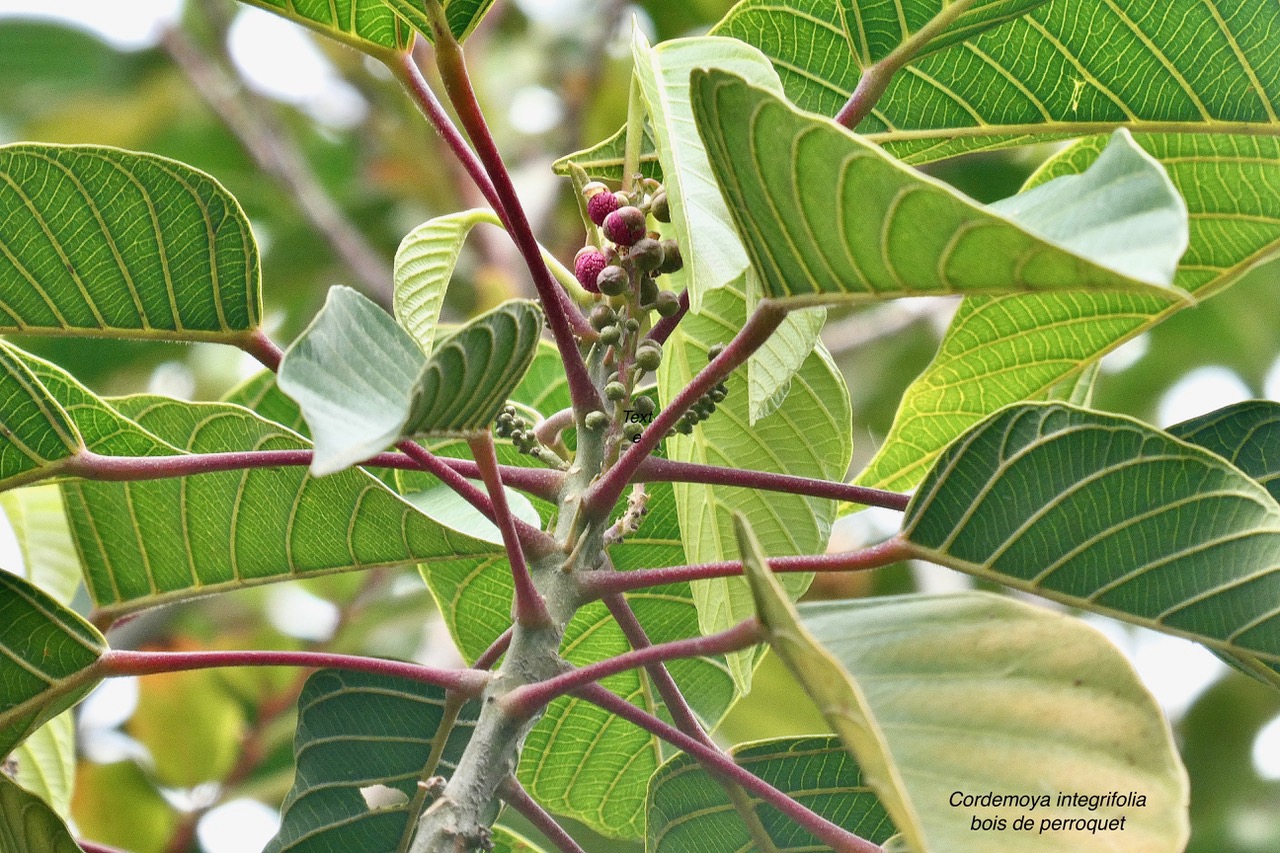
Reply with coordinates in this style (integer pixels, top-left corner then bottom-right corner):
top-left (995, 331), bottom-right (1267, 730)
top-left (160, 26), bottom-right (395, 303)
top-left (561, 0), bottom-right (630, 155)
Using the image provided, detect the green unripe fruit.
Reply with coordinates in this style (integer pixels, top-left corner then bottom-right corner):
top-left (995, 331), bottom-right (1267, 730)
top-left (639, 276), bottom-right (659, 307)
top-left (624, 317), bottom-right (641, 332)
top-left (709, 386), bottom-right (728, 403)
top-left (600, 325), bottom-right (621, 346)
top-left (707, 343), bottom-right (726, 361)
top-left (657, 240), bottom-right (683, 274)
top-left (651, 190), bottom-right (670, 223)
top-left (634, 395), bottom-right (656, 416)
top-left (605, 381), bottom-right (627, 401)
top-left (584, 411), bottom-right (609, 431)
top-left (635, 347), bottom-right (663, 371)
top-left (623, 422), bottom-right (644, 440)
top-left (655, 290), bottom-right (680, 317)
top-left (630, 237), bottom-right (663, 273)
top-left (589, 304), bottom-right (616, 331)
top-left (597, 264), bottom-right (629, 296)
top-left (675, 420), bottom-right (694, 435)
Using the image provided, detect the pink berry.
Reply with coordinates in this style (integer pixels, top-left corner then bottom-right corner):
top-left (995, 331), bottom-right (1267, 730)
top-left (603, 206), bottom-right (647, 247)
top-left (574, 247), bottom-right (607, 293)
top-left (587, 191), bottom-right (620, 226)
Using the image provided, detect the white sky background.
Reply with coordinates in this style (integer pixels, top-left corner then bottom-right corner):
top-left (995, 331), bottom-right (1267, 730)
top-left (0, 1), bottom-right (1276, 849)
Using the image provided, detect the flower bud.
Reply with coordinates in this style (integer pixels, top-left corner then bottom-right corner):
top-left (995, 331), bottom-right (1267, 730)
top-left (603, 206), bottom-right (647, 247)
top-left (574, 247), bottom-right (607, 293)
top-left (597, 264), bottom-right (630, 297)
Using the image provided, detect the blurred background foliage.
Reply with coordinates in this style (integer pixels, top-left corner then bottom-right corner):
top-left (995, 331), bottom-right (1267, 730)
top-left (0, 1), bottom-right (1277, 851)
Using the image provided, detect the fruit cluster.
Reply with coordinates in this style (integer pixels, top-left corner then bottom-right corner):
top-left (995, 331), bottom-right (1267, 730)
top-left (494, 404), bottom-right (540, 455)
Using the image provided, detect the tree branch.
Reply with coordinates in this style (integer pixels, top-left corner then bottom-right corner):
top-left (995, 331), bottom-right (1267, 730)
top-left (502, 619), bottom-right (761, 716)
top-left (577, 683), bottom-right (883, 853)
top-left (580, 537), bottom-right (912, 598)
top-left (65, 449), bottom-right (563, 502)
top-left (469, 434), bottom-right (551, 627)
top-left (586, 302), bottom-right (786, 513)
top-left (636, 457), bottom-right (910, 511)
top-left (498, 777), bottom-right (588, 853)
top-left (161, 26), bottom-right (394, 302)
top-left (835, 0), bottom-right (979, 129)
top-left (410, 10), bottom-right (600, 413)
top-left (644, 288), bottom-right (689, 346)
top-left (100, 649), bottom-right (488, 697)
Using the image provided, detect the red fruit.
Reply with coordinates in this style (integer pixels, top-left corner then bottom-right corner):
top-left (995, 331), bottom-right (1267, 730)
top-left (574, 247), bottom-right (607, 293)
top-left (588, 191), bottom-right (620, 226)
top-left (603, 206), bottom-right (647, 247)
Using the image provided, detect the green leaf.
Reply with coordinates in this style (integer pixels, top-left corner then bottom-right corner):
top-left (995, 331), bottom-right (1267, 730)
top-left (381, 0), bottom-right (497, 42)
top-left (0, 571), bottom-right (105, 759)
top-left (631, 34), bottom-right (785, 314)
top-left (63, 395), bottom-right (499, 619)
top-left (1165, 400), bottom-right (1280, 686)
top-left (1166, 400), bottom-right (1280, 502)
top-left (0, 343), bottom-right (81, 492)
top-left (235, 0), bottom-right (414, 58)
top-left (7, 714), bottom-right (74, 819)
top-left (647, 735), bottom-right (896, 852)
top-left (490, 827), bottom-right (551, 853)
top-left (552, 122), bottom-right (661, 184)
top-left (859, 133), bottom-right (1280, 492)
top-left (737, 515), bottom-right (1190, 853)
top-left (902, 402), bottom-right (1280, 664)
top-left (265, 669), bottom-right (480, 853)
top-left (713, 0), bottom-right (1280, 164)
top-left (422, 482), bottom-right (737, 840)
top-left (658, 279), bottom-right (852, 691)
top-left (628, 35), bottom-right (826, 419)
top-left (0, 775), bottom-right (80, 853)
top-left (279, 287), bottom-right (543, 476)
top-left (222, 370), bottom-right (309, 437)
top-left (1, 486), bottom-right (81, 605)
top-left (394, 209), bottom-right (496, 357)
top-left (690, 71), bottom-right (1188, 308)
top-left (0, 144), bottom-right (261, 345)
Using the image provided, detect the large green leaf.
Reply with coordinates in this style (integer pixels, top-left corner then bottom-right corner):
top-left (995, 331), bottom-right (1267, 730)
top-left (1165, 400), bottom-right (1280, 686)
top-left (0, 144), bottom-right (261, 345)
top-left (279, 287), bottom-right (543, 476)
top-left (62, 395), bottom-right (499, 619)
top-left (235, 0), bottom-right (414, 58)
top-left (901, 402), bottom-right (1280, 663)
top-left (859, 133), bottom-right (1280, 492)
top-left (690, 71), bottom-right (1188, 308)
top-left (381, 0), bottom-right (497, 42)
top-left (713, 0), bottom-right (1280, 164)
top-left (629, 35), bottom-right (827, 420)
top-left (737, 516), bottom-right (1189, 853)
top-left (0, 572), bottom-right (105, 759)
top-left (647, 735), bottom-right (895, 852)
top-left (422, 481), bottom-right (737, 840)
top-left (658, 279), bottom-right (852, 691)
top-left (0, 775), bottom-right (80, 853)
top-left (0, 343), bottom-right (81, 492)
top-left (265, 669), bottom-right (480, 853)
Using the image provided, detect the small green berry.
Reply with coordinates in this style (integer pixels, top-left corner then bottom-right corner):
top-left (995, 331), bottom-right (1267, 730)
top-left (639, 276), bottom-right (659, 308)
top-left (709, 386), bottom-right (728, 403)
top-left (597, 264), bottom-right (629, 297)
top-left (651, 190), bottom-right (670, 223)
top-left (624, 317), bottom-right (641, 333)
top-left (589, 304), bottom-right (617, 331)
top-left (676, 420), bottom-right (694, 435)
top-left (655, 290), bottom-right (680, 317)
top-left (584, 411), bottom-right (609, 430)
top-left (630, 237), bottom-right (663, 273)
top-left (623, 422), bottom-right (644, 440)
top-left (657, 240), bottom-right (683, 274)
top-left (707, 343), bottom-right (726, 361)
top-left (605, 381), bottom-right (627, 401)
top-left (634, 395), bottom-right (656, 416)
top-left (635, 347), bottom-right (663, 372)
top-left (600, 325), bottom-right (622, 346)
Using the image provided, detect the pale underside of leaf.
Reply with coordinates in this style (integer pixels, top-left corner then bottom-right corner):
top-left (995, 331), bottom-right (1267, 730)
top-left (0, 143), bottom-right (260, 344)
top-left (690, 71), bottom-right (1189, 308)
top-left (0, 775), bottom-right (81, 853)
top-left (737, 513), bottom-right (1189, 853)
top-left (394, 209), bottom-right (496, 357)
top-left (902, 402), bottom-right (1280, 664)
